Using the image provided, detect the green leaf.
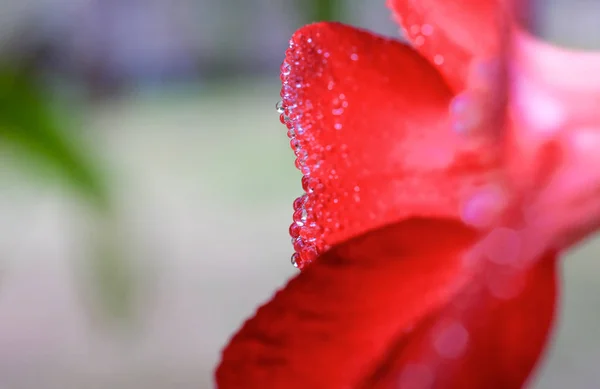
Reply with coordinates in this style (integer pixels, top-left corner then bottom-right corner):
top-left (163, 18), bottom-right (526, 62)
top-left (297, 0), bottom-right (344, 22)
top-left (0, 65), bottom-right (134, 324)
top-left (88, 217), bottom-right (137, 324)
top-left (0, 65), bottom-right (108, 209)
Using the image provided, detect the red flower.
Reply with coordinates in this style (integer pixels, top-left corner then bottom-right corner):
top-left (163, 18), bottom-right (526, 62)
top-left (216, 1), bottom-right (600, 388)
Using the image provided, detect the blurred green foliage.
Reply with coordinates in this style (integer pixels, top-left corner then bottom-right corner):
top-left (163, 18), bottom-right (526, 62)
top-left (300, 0), bottom-right (344, 22)
top-left (86, 217), bottom-right (139, 326)
top-left (0, 0), bottom-right (339, 329)
top-left (0, 64), bottom-right (137, 324)
top-left (0, 65), bottom-right (108, 209)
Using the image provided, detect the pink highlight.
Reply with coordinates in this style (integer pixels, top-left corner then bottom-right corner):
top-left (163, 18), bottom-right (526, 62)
top-left (513, 29), bottom-right (600, 91)
top-left (507, 26), bottom-right (600, 250)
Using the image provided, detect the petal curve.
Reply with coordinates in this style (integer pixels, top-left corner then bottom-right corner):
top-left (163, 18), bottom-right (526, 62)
top-left (387, 0), bottom-right (505, 91)
top-left (358, 252), bottom-right (558, 389)
top-left (215, 218), bottom-right (478, 389)
top-left (505, 28), bottom-right (600, 252)
top-left (281, 22), bottom-right (500, 268)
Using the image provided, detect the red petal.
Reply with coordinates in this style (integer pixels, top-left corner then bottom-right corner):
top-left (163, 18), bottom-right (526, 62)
top-left (215, 218), bottom-right (478, 389)
top-left (387, 0), bottom-right (504, 91)
top-left (281, 23), bottom-right (500, 269)
top-left (504, 28), bottom-right (600, 251)
top-left (359, 252), bottom-right (558, 389)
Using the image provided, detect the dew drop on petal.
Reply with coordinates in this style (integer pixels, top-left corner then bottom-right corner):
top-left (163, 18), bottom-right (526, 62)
top-left (301, 176), bottom-right (312, 193)
top-left (432, 320), bottom-right (469, 359)
top-left (421, 24), bottom-right (434, 36)
top-left (276, 100), bottom-right (284, 114)
top-left (292, 237), bottom-right (305, 253)
top-left (484, 227), bottom-right (522, 265)
top-left (293, 208), bottom-right (308, 223)
top-left (291, 252), bottom-right (300, 268)
top-left (398, 363), bottom-right (435, 389)
top-left (293, 195), bottom-right (306, 210)
top-left (290, 139), bottom-right (300, 151)
top-left (353, 185), bottom-right (361, 202)
top-left (280, 62), bottom-right (291, 76)
top-left (280, 44), bottom-right (326, 269)
top-left (460, 187), bottom-right (506, 229)
top-left (302, 246), bottom-right (318, 263)
top-left (513, 75), bottom-right (566, 133)
top-left (289, 222), bottom-right (301, 238)
top-left (486, 269), bottom-right (526, 300)
top-left (449, 92), bottom-right (483, 134)
top-left (471, 58), bottom-right (501, 86)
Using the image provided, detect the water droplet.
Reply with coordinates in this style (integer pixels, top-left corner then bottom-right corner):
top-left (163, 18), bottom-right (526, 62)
top-left (484, 228), bottom-right (522, 265)
top-left (301, 176), bottom-right (312, 193)
top-left (293, 237), bottom-right (305, 252)
top-left (281, 84), bottom-right (293, 98)
top-left (303, 246), bottom-right (318, 262)
top-left (334, 123), bottom-right (343, 130)
top-left (434, 55), bottom-right (444, 65)
top-left (301, 208), bottom-right (308, 220)
top-left (280, 62), bottom-right (291, 76)
top-left (486, 268), bottom-right (526, 300)
top-left (352, 186), bottom-right (361, 202)
top-left (293, 195), bottom-right (306, 210)
top-left (415, 36), bottom-right (425, 46)
top-left (276, 100), bottom-right (284, 114)
top-left (513, 74), bottom-right (566, 132)
top-left (294, 148), bottom-right (308, 160)
top-left (433, 320), bottom-right (469, 359)
top-left (293, 208), bottom-right (308, 223)
top-left (449, 92), bottom-right (483, 133)
top-left (460, 186), bottom-right (506, 228)
top-left (291, 252), bottom-right (300, 268)
top-left (421, 24), bottom-right (434, 36)
top-left (450, 95), bottom-right (468, 114)
top-left (289, 222), bottom-right (301, 238)
top-left (294, 160), bottom-right (310, 175)
top-left (350, 53), bottom-right (359, 61)
top-left (398, 364), bottom-right (434, 389)
top-left (290, 138), bottom-right (301, 150)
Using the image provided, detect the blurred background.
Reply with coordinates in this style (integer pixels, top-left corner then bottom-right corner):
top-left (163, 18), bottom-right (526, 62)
top-left (0, 0), bottom-right (598, 388)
